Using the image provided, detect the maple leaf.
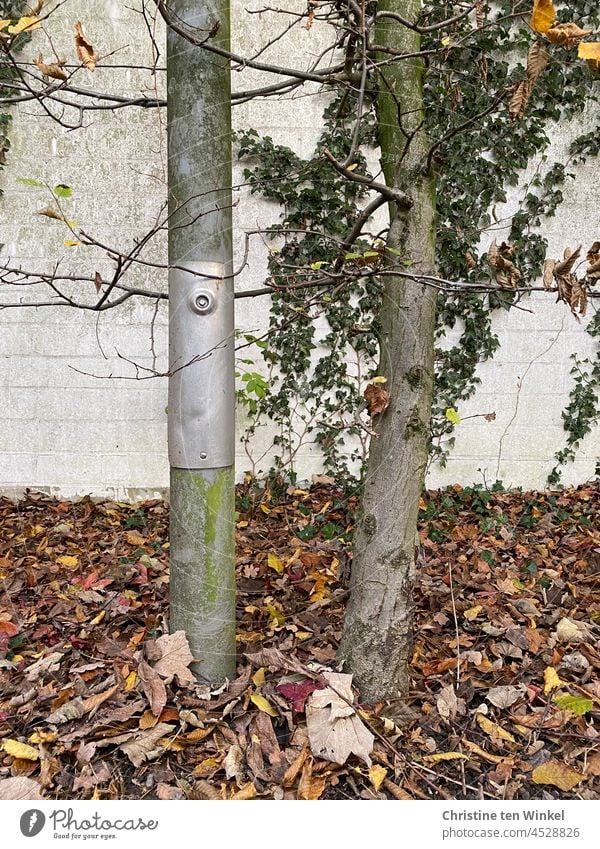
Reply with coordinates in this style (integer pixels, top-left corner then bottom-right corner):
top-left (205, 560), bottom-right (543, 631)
top-left (152, 631), bottom-right (195, 685)
top-left (277, 677), bottom-right (325, 713)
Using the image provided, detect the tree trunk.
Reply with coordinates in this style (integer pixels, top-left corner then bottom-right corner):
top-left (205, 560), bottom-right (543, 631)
top-left (338, 0), bottom-right (437, 700)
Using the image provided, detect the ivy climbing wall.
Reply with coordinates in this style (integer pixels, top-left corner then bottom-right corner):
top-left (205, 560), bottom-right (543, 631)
top-left (0, 0), bottom-right (598, 498)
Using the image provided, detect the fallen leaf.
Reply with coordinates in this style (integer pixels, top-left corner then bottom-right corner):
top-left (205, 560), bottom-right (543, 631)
top-left (487, 686), bottom-right (521, 708)
top-left (277, 678), bottom-right (324, 714)
top-left (532, 760), bottom-right (585, 791)
top-left (250, 693), bottom-right (278, 717)
top-left (306, 672), bottom-right (374, 766)
top-left (297, 758), bottom-right (327, 800)
top-left (476, 713), bottom-right (516, 743)
top-left (119, 724), bottom-right (174, 767)
top-left (138, 660), bottom-right (167, 717)
top-left (368, 763), bottom-right (388, 791)
top-left (423, 751), bottom-right (469, 764)
top-left (152, 631), bottom-right (195, 685)
top-left (231, 782), bottom-right (257, 800)
top-left (2, 740), bottom-right (39, 761)
top-left (553, 695), bottom-right (593, 715)
top-left (0, 777), bottom-right (44, 800)
top-left (555, 617), bottom-right (588, 643)
top-left (543, 666), bottom-right (562, 694)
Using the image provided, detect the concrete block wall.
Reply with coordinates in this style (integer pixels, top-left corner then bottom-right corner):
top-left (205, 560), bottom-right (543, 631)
top-left (0, 0), bottom-right (598, 498)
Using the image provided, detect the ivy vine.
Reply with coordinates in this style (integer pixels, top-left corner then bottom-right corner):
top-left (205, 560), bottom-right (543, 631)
top-left (236, 0), bottom-right (600, 485)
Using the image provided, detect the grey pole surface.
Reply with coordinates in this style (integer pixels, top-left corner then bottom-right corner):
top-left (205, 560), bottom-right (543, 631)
top-left (167, 0), bottom-right (236, 682)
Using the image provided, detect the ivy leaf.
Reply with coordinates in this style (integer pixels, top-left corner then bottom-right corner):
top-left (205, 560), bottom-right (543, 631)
top-left (54, 184), bottom-right (72, 198)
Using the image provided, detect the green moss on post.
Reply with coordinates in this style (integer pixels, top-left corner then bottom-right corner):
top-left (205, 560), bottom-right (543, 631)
top-left (169, 466), bottom-right (236, 682)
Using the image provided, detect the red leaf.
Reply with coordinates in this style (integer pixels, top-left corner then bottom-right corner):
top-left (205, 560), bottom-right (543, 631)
top-left (277, 678), bottom-right (325, 714)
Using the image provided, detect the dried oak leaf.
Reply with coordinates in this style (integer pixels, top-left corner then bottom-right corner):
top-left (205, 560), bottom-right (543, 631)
top-left (364, 382), bottom-right (390, 417)
top-left (119, 723), bottom-right (174, 767)
top-left (0, 777), bottom-right (44, 800)
top-left (138, 659), bottom-right (168, 717)
top-left (152, 631), bottom-right (195, 685)
top-left (306, 671), bottom-right (374, 767)
top-left (74, 21), bottom-right (98, 71)
top-left (546, 22), bottom-right (591, 48)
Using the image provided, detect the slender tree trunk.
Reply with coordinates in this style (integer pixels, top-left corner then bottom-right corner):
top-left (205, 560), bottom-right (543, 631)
top-left (338, 0), bottom-right (437, 700)
top-left (167, 0), bottom-right (236, 683)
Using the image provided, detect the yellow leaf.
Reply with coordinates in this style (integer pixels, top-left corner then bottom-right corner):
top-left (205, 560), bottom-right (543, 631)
top-left (8, 15), bottom-right (41, 34)
top-left (250, 693), bottom-right (278, 717)
top-left (125, 671), bottom-right (137, 691)
top-left (424, 751), bottom-right (469, 764)
top-left (532, 760), bottom-right (585, 791)
top-left (371, 375), bottom-right (388, 384)
top-left (192, 757), bottom-right (221, 777)
top-left (579, 42), bottom-right (600, 60)
top-left (267, 552), bottom-right (283, 574)
top-left (464, 605), bottom-right (483, 620)
top-left (251, 667), bottom-right (265, 686)
top-left (543, 666), bottom-right (562, 694)
top-left (476, 713), bottom-right (516, 743)
top-left (531, 0), bottom-right (555, 34)
top-left (259, 503), bottom-right (271, 514)
top-left (57, 555), bottom-right (78, 569)
top-left (445, 407), bottom-right (461, 425)
top-left (346, 163), bottom-right (358, 172)
top-left (3, 740), bottom-right (39, 761)
top-left (0, 20), bottom-right (11, 31)
top-left (368, 764), bottom-right (387, 791)
top-left (295, 631), bottom-right (312, 641)
top-left (28, 730), bottom-right (58, 744)
top-left (231, 782), bottom-right (257, 800)
top-left (90, 609), bottom-right (106, 626)
top-left (63, 239), bottom-right (81, 247)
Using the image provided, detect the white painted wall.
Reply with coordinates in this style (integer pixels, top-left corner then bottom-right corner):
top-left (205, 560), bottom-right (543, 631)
top-left (0, 1), bottom-right (598, 498)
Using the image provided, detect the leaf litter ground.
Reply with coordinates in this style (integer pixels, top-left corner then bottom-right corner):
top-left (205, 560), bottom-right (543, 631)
top-left (0, 481), bottom-right (599, 800)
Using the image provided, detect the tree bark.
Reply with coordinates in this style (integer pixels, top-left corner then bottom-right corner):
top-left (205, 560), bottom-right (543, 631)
top-left (338, 0), bottom-right (437, 700)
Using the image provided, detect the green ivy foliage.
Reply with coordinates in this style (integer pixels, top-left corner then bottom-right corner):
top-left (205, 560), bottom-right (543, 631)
top-left (236, 0), bottom-right (599, 484)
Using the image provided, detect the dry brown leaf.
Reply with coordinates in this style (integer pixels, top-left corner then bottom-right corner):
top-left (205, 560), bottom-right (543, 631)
top-left (487, 239), bottom-right (522, 287)
top-left (153, 631), bottom-right (195, 685)
top-left (462, 739), bottom-right (505, 764)
top-left (35, 54), bottom-right (68, 81)
top-left (487, 685), bottom-right (521, 708)
top-left (46, 697), bottom-right (85, 725)
top-left (24, 651), bottom-right (63, 682)
top-left (0, 777), bottom-right (44, 800)
top-left (138, 659), bottom-right (167, 716)
top-left (542, 258), bottom-right (556, 289)
top-left (364, 383), bottom-right (390, 417)
top-left (476, 713), bottom-right (516, 743)
top-left (119, 723), bottom-right (174, 767)
top-left (74, 21), bottom-right (98, 71)
top-left (81, 683), bottom-right (119, 717)
top-left (531, 0), bottom-right (555, 34)
top-left (555, 244), bottom-right (582, 277)
top-left (231, 781), bottom-right (258, 800)
top-left (526, 41), bottom-right (549, 86)
top-left (306, 671), bottom-right (374, 766)
top-left (223, 743), bottom-right (244, 780)
top-left (297, 757), bottom-right (327, 799)
top-left (282, 745), bottom-right (310, 788)
top-left (546, 22), bottom-right (591, 48)
top-left (532, 759), bottom-right (585, 791)
top-left (423, 751), bottom-right (469, 764)
top-left (37, 206), bottom-right (65, 222)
